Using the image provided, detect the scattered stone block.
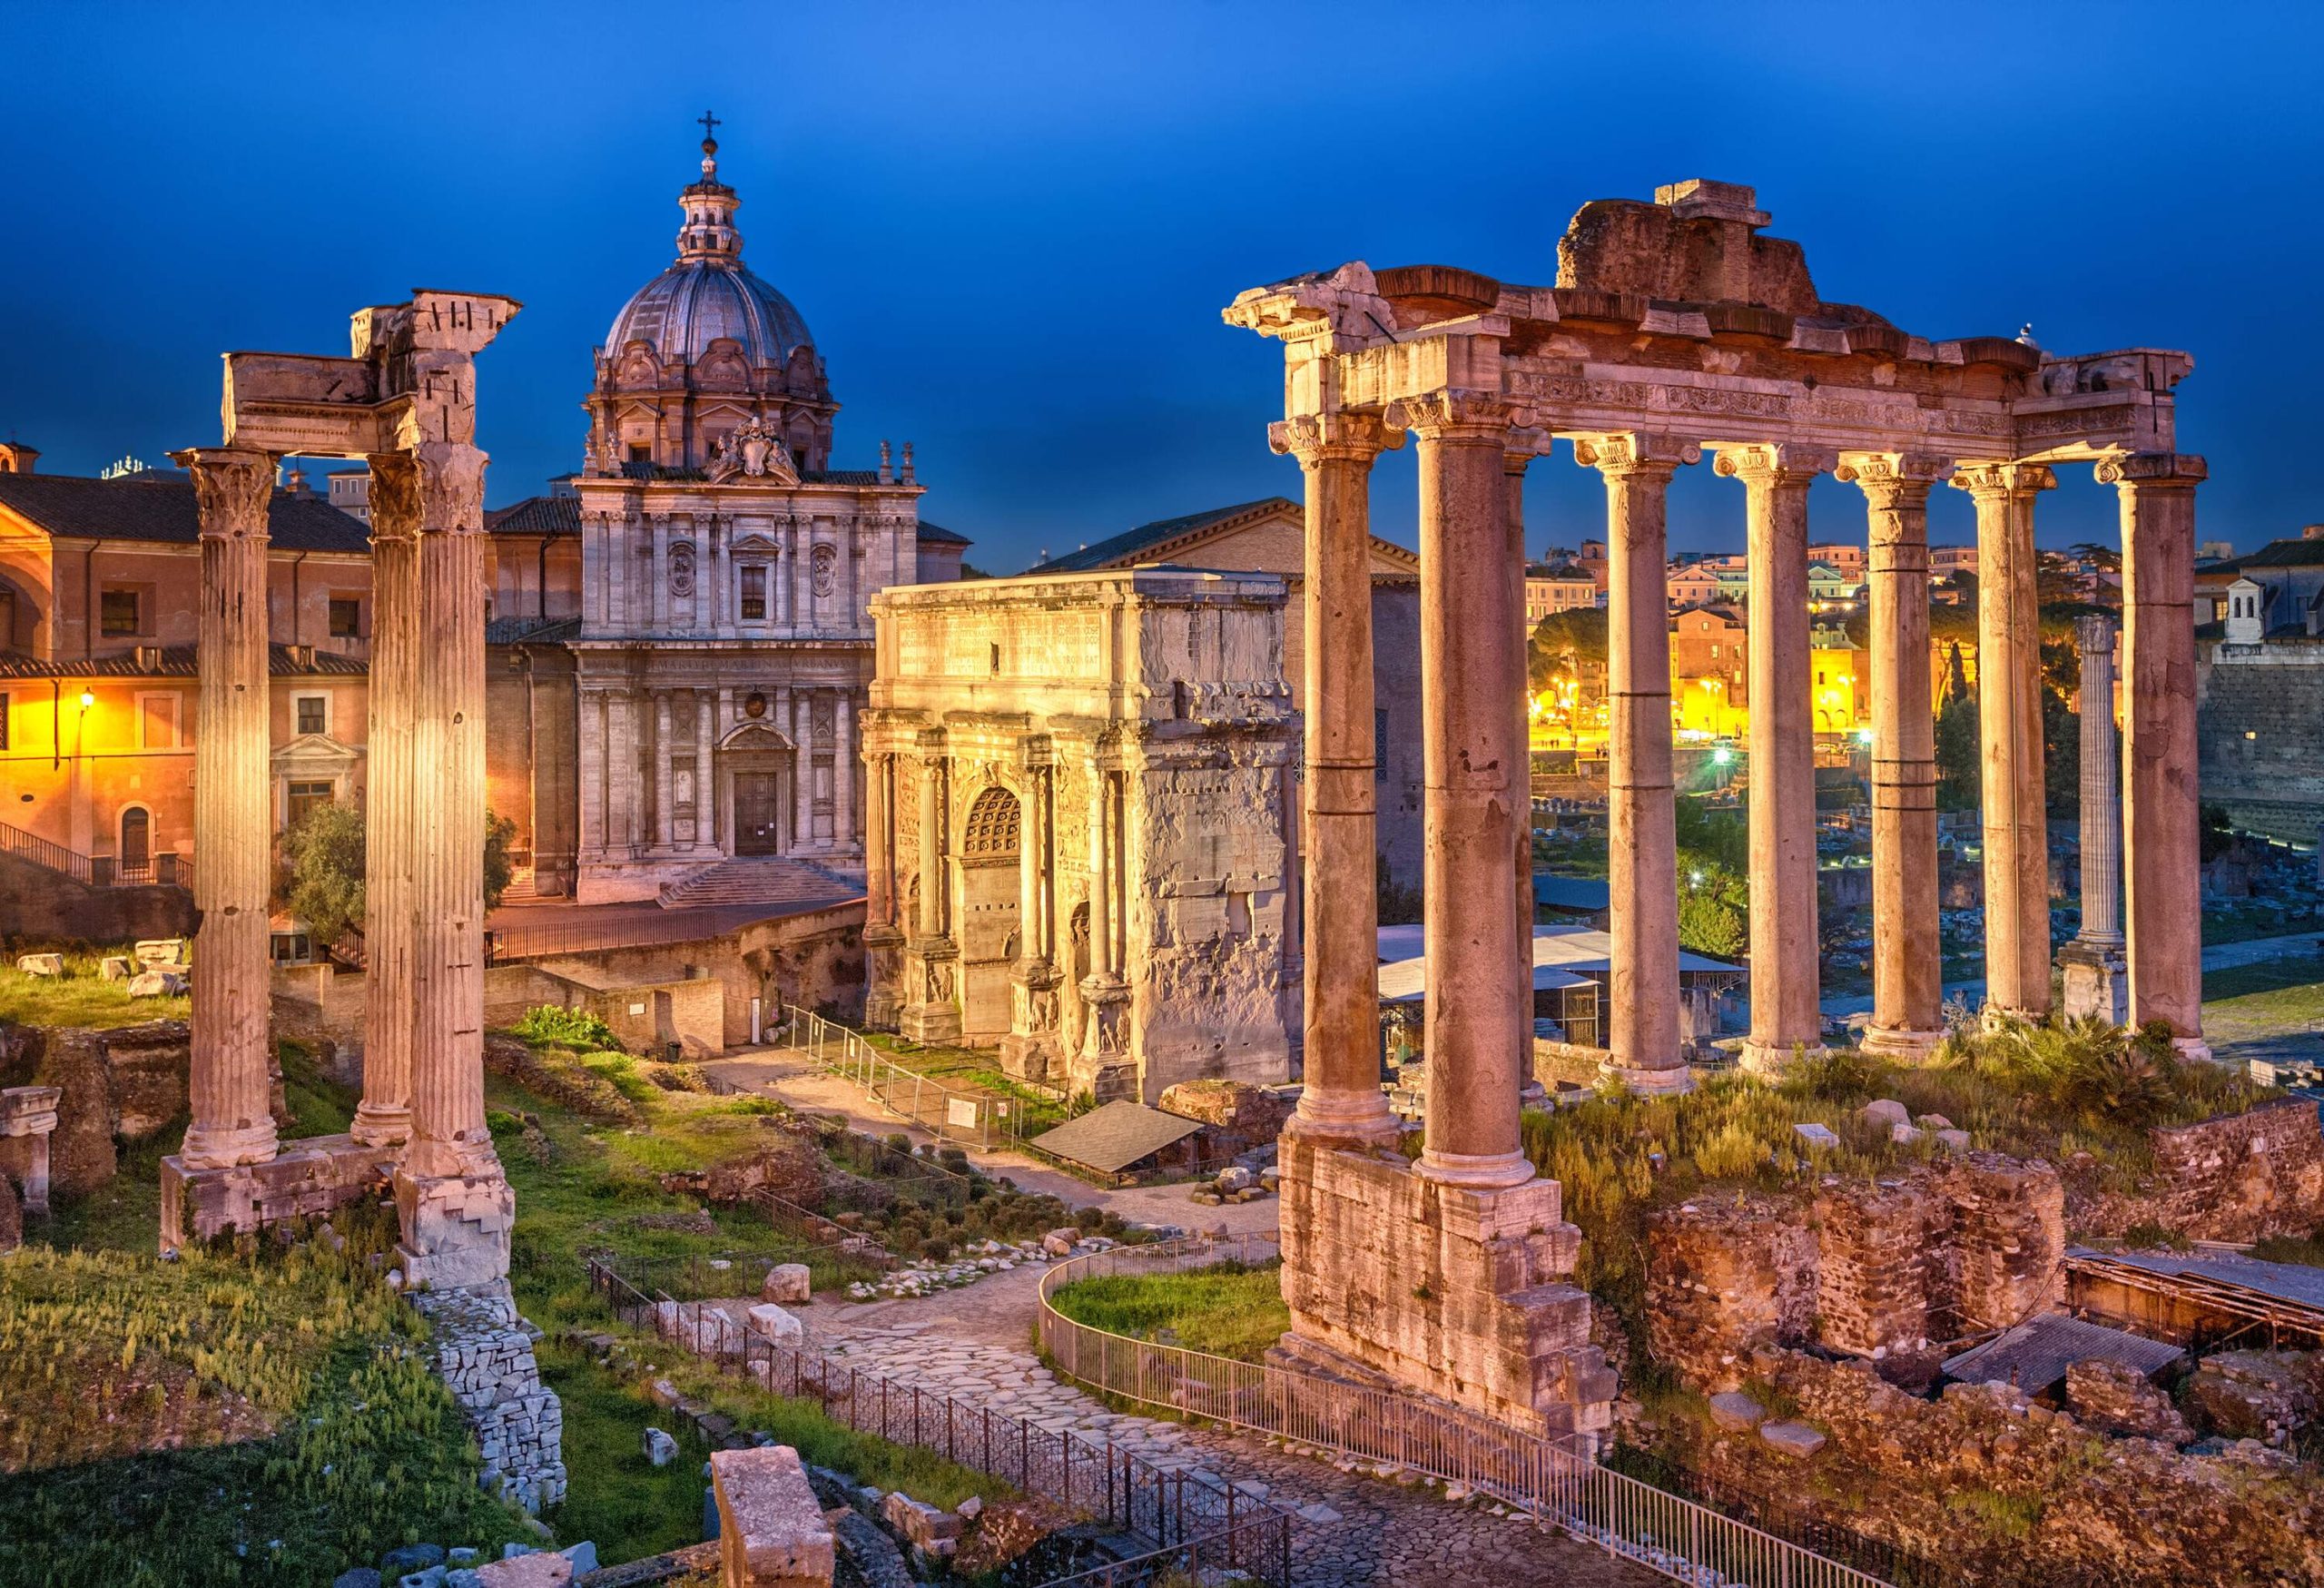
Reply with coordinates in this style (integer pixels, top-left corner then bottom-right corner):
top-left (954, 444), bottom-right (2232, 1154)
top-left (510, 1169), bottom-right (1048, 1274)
top-left (474, 1555), bottom-right (571, 1588)
top-left (2066, 1358), bottom-right (2192, 1445)
top-left (1917, 1113), bottom-right (1955, 1130)
top-left (126, 970), bottom-right (188, 998)
top-left (1041, 1227), bottom-right (1079, 1257)
top-left (955, 1495), bottom-right (983, 1521)
top-left (1793, 1122), bottom-right (1840, 1150)
top-left (1758, 1420), bottom-right (1827, 1457)
top-left (1216, 1165), bottom-right (1255, 1193)
top-left (763, 1262), bottom-right (813, 1304)
top-left (383, 1546), bottom-right (447, 1574)
top-left (133, 938), bottom-right (188, 966)
top-left (557, 1543), bottom-right (596, 1576)
top-left (13, 953), bottom-right (62, 978)
top-left (644, 1426), bottom-right (680, 1465)
top-left (748, 1304), bottom-right (804, 1345)
top-left (1861, 1100), bottom-right (1910, 1128)
top-left (1935, 1129), bottom-right (1972, 1152)
top-left (1708, 1391), bottom-right (1766, 1432)
top-left (881, 1491), bottom-right (963, 1555)
top-left (713, 1445), bottom-right (836, 1586)
top-left (1891, 1122), bottom-right (1925, 1145)
top-left (98, 955), bottom-right (133, 981)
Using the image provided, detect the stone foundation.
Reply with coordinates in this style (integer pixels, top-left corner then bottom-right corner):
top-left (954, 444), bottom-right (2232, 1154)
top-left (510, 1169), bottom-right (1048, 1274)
top-left (410, 1282), bottom-right (566, 1512)
top-left (394, 1164), bottom-right (517, 1291)
top-left (2071, 1099), bottom-right (2324, 1243)
top-left (158, 1133), bottom-right (399, 1250)
top-left (1276, 1134), bottom-right (1613, 1439)
top-left (1645, 1195), bottom-right (1817, 1391)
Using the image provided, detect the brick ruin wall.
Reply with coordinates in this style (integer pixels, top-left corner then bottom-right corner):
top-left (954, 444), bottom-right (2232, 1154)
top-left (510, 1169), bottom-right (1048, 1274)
top-left (1628, 1349), bottom-right (2324, 1588)
top-left (410, 1283), bottom-right (566, 1514)
top-left (2071, 1098), bottom-right (2324, 1244)
top-left (1646, 1155), bottom-right (2064, 1389)
top-left (2199, 642), bottom-right (2324, 844)
top-left (0, 1021), bottom-right (197, 1198)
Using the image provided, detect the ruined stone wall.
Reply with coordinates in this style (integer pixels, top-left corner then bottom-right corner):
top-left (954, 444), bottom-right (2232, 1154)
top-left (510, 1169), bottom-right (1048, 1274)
top-left (1643, 1195), bottom-right (1817, 1391)
top-left (1812, 1179), bottom-right (1934, 1357)
top-left (2071, 1100), bottom-right (2324, 1243)
top-left (1628, 1348), bottom-right (2324, 1588)
top-left (0, 1020), bottom-right (192, 1197)
top-left (2198, 641), bottom-right (2324, 843)
top-left (410, 1283), bottom-right (566, 1514)
top-left (0, 850), bottom-right (195, 942)
top-left (1277, 1136), bottom-right (1613, 1437)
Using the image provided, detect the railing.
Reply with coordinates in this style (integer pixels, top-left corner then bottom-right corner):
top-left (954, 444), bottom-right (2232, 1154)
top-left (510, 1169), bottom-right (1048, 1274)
top-left (584, 1255), bottom-right (1294, 1585)
top-left (487, 902), bottom-right (817, 963)
top-left (0, 820), bottom-right (188, 890)
top-left (1038, 1235), bottom-right (1896, 1588)
top-left (780, 1003), bottom-right (1038, 1149)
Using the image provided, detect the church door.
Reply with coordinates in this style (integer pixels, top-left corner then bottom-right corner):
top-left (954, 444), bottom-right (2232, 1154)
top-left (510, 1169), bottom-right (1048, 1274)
top-left (734, 774), bottom-right (781, 856)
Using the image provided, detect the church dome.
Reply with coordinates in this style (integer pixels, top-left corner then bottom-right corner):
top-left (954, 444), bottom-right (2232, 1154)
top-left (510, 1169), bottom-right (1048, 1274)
top-left (606, 261), bottom-right (813, 371)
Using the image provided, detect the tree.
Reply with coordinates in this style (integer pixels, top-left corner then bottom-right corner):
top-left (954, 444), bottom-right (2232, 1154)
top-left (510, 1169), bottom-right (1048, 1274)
top-left (1677, 863), bottom-right (1749, 959)
top-left (277, 803), bottom-right (518, 952)
top-left (1934, 691), bottom-right (1980, 811)
top-left (1528, 608), bottom-right (1607, 694)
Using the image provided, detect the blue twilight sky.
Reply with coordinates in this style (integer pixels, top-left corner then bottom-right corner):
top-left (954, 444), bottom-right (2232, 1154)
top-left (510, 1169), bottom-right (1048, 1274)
top-left (3, 1), bottom-right (2318, 572)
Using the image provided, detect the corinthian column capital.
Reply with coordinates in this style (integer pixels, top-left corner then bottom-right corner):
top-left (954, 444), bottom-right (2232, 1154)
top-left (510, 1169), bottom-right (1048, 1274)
top-left (1837, 450), bottom-right (1951, 503)
top-left (1385, 389), bottom-right (1509, 441)
top-left (171, 448), bottom-right (278, 537)
top-left (1711, 442), bottom-right (1837, 486)
top-left (1574, 432), bottom-right (1701, 478)
top-left (1949, 460), bottom-right (2057, 500)
top-left (2095, 451), bottom-right (2207, 490)
top-left (1268, 411), bottom-right (1403, 464)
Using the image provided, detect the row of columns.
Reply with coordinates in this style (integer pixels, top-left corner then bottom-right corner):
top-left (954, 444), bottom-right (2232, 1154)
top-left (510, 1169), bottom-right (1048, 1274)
top-left (1280, 389), bottom-right (2213, 1173)
top-left (176, 439), bottom-right (504, 1207)
top-left (582, 683), bottom-right (861, 857)
top-left (587, 513), bottom-right (872, 636)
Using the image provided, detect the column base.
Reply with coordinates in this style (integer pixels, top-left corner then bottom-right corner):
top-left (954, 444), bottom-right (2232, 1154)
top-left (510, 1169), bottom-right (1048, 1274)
top-left (160, 1133), bottom-right (399, 1252)
top-left (862, 923), bottom-right (906, 1031)
top-left (393, 1159), bottom-right (515, 1291)
top-left (1978, 1002), bottom-right (2047, 1033)
top-left (178, 1118), bottom-right (281, 1172)
top-left (2057, 943), bottom-right (2130, 1028)
top-left (1739, 1040), bottom-right (1824, 1078)
top-left (999, 960), bottom-right (1067, 1082)
top-left (1414, 1148), bottom-right (1537, 1189)
top-left (1859, 1024), bottom-right (1945, 1061)
top-left (898, 935), bottom-right (960, 1044)
top-left (349, 1101), bottom-right (413, 1149)
top-left (1599, 1060), bottom-right (1695, 1097)
top-left (2171, 1035), bottom-right (2217, 1066)
top-left (1284, 1096), bottom-right (1404, 1151)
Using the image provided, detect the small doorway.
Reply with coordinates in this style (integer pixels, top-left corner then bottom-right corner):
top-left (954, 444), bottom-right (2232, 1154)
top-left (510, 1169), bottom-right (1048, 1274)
top-left (734, 773), bottom-right (782, 855)
top-left (119, 806), bottom-right (151, 876)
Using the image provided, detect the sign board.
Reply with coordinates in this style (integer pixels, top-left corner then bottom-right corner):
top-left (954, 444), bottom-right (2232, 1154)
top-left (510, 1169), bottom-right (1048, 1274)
top-left (945, 1097), bottom-right (980, 1129)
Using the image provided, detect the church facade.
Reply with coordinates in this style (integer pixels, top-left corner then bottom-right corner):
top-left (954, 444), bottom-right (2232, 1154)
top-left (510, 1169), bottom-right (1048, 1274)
top-left (565, 128), bottom-right (965, 902)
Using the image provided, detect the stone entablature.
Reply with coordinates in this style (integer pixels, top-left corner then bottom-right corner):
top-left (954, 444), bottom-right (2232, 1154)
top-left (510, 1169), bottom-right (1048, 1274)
top-left (863, 568), bottom-right (1298, 1101)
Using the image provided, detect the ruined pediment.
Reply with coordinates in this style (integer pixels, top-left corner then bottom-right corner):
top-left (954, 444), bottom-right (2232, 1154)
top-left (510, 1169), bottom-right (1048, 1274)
top-left (1554, 179), bottom-right (1886, 326)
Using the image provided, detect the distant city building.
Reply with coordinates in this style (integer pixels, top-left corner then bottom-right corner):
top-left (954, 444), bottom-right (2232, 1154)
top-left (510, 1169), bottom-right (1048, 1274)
top-left (1525, 561), bottom-right (1599, 624)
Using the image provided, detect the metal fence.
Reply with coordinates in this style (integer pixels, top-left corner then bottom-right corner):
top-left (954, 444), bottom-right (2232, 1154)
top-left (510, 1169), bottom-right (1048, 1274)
top-left (780, 1004), bottom-right (1040, 1149)
top-left (0, 818), bottom-right (188, 891)
top-left (1038, 1236), bottom-right (1896, 1588)
top-left (584, 1256), bottom-right (1294, 1585)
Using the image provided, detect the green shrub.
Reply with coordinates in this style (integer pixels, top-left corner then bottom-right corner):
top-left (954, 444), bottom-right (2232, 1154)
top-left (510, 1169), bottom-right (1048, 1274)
top-left (511, 1005), bottom-right (623, 1052)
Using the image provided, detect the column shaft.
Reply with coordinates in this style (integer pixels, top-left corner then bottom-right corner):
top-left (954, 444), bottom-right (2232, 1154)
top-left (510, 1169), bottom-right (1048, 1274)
top-left (835, 691), bottom-right (857, 849)
top-left (1405, 393), bottom-right (1531, 1188)
top-left (1847, 455), bottom-right (1945, 1057)
top-left (1586, 437), bottom-right (1692, 1090)
top-left (355, 457), bottom-right (419, 1144)
top-left (793, 689), bottom-right (816, 848)
top-left (655, 690), bottom-right (675, 850)
top-left (1955, 464), bottom-right (2055, 1019)
top-left (1087, 769), bottom-right (1112, 977)
top-left (1720, 447), bottom-right (1829, 1072)
top-left (1275, 415), bottom-right (1398, 1144)
top-left (2109, 453), bottom-right (2209, 1054)
top-left (918, 749), bottom-right (946, 938)
top-left (866, 751), bottom-right (895, 925)
top-left (403, 442), bottom-right (497, 1180)
top-left (2074, 617), bottom-right (2123, 947)
top-left (694, 692), bottom-right (715, 850)
top-left (177, 448), bottom-right (281, 1169)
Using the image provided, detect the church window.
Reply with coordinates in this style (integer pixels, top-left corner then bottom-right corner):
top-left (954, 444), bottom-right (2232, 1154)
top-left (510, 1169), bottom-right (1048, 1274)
top-left (739, 565), bottom-right (767, 620)
top-left (628, 443), bottom-right (652, 463)
top-left (287, 780), bottom-right (335, 825)
top-left (295, 694), bottom-right (329, 736)
top-left (101, 587), bottom-right (143, 636)
top-left (329, 597), bottom-right (361, 638)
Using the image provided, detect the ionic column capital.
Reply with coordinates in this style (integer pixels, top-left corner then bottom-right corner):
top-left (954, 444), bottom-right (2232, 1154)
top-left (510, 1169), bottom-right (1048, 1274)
top-left (2074, 614), bottom-right (2117, 656)
top-left (1948, 460), bottom-right (2057, 500)
top-left (1269, 411), bottom-right (1404, 464)
top-left (1574, 432), bottom-right (1701, 478)
top-left (1711, 442), bottom-right (1837, 486)
top-left (171, 448), bottom-right (278, 536)
top-left (1837, 450), bottom-right (1951, 507)
top-left (2095, 450), bottom-right (2207, 490)
top-left (1386, 389), bottom-right (1509, 442)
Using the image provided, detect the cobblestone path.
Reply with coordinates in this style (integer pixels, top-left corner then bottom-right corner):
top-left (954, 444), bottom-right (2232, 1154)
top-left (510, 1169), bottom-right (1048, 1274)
top-left (811, 1321), bottom-right (1658, 1587)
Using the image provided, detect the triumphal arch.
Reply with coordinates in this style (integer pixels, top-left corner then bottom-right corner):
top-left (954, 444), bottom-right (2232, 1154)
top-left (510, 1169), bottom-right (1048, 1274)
top-left (862, 567), bottom-right (1299, 1102)
top-left (162, 291), bottom-right (524, 1294)
top-left (1227, 179), bottom-right (2203, 1436)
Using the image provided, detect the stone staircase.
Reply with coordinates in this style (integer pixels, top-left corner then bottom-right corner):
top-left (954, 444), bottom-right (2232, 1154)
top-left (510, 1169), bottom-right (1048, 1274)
top-left (655, 856), bottom-right (862, 912)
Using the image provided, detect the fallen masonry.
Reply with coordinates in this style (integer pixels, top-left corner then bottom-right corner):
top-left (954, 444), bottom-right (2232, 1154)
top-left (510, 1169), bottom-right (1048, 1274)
top-left (409, 1284), bottom-right (567, 1512)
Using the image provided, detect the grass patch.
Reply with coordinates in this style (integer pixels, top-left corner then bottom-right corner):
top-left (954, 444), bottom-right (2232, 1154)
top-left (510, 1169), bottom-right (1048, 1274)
top-left (1942, 1485), bottom-right (2043, 1541)
top-left (0, 1205), bottom-right (531, 1584)
top-left (0, 948), bottom-right (189, 1029)
top-left (536, 1337), bottom-right (711, 1566)
top-left (1047, 1259), bottom-right (1291, 1364)
top-left (2202, 973), bottom-right (2324, 1044)
top-left (2250, 1230), bottom-right (2324, 1267)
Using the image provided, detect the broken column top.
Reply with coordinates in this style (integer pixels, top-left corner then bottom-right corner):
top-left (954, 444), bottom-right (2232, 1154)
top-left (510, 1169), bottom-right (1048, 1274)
top-left (1653, 179), bottom-right (1770, 227)
top-left (713, 1445), bottom-right (835, 1586)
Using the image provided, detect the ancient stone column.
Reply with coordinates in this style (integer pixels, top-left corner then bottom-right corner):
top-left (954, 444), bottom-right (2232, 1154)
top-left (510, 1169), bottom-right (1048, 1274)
top-left (1272, 412), bottom-right (1400, 1146)
top-left (1842, 452), bottom-right (1948, 1059)
top-left (2102, 452), bottom-right (2211, 1058)
top-left (353, 453), bottom-right (420, 1146)
top-left (1398, 390), bottom-right (1531, 1189)
top-left (1952, 463), bottom-right (2056, 1021)
top-left (1078, 755), bottom-right (1130, 1075)
top-left (900, 735), bottom-right (960, 1042)
top-left (1002, 748), bottom-right (1063, 1080)
top-left (2059, 616), bottom-right (2129, 1023)
top-left (1716, 445), bottom-right (1832, 1074)
top-left (173, 447), bottom-right (281, 1169)
top-left (1505, 437), bottom-right (1547, 1108)
top-left (862, 746), bottom-right (903, 1029)
top-left (694, 693), bottom-right (715, 851)
top-left (1581, 434), bottom-right (1698, 1093)
top-left (393, 440), bottom-right (514, 1289)
top-left (793, 690), bottom-right (815, 850)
